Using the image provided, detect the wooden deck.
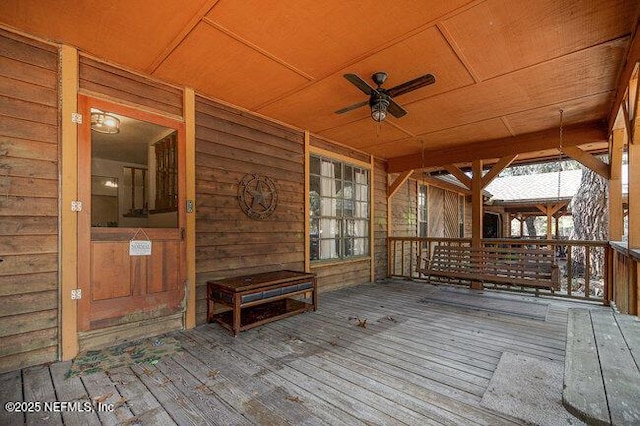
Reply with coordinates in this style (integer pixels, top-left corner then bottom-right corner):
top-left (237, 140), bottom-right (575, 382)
top-left (0, 280), bottom-right (608, 425)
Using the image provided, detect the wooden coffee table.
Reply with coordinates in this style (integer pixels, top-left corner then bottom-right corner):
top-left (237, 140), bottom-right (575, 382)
top-left (207, 270), bottom-right (317, 336)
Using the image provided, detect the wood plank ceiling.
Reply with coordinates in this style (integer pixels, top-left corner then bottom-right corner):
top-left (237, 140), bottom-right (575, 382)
top-left (1, 0), bottom-right (637, 171)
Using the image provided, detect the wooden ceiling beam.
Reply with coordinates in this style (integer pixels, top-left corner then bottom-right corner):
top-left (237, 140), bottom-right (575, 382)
top-left (561, 145), bottom-right (610, 180)
top-left (387, 121), bottom-right (607, 173)
top-left (481, 154), bottom-right (518, 189)
top-left (443, 164), bottom-right (471, 189)
top-left (608, 12), bottom-right (640, 132)
top-left (387, 169), bottom-right (413, 198)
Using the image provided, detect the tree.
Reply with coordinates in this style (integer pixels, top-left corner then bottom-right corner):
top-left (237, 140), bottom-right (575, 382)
top-left (569, 165), bottom-right (608, 280)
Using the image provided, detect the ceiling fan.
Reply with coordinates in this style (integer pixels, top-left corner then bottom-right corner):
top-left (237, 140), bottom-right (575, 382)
top-left (335, 71), bottom-right (435, 122)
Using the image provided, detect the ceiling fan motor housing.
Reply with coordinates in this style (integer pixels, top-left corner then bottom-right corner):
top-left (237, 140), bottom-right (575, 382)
top-left (372, 72), bottom-right (388, 86)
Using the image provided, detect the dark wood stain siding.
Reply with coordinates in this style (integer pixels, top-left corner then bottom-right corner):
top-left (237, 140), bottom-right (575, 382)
top-left (195, 96), bottom-right (305, 323)
top-left (0, 30), bottom-right (59, 373)
top-left (79, 56), bottom-right (183, 117)
top-left (374, 159), bottom-right (388, 280)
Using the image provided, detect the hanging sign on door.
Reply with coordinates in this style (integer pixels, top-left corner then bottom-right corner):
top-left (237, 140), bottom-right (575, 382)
top-left (130, 228), bottom-right (152, 256)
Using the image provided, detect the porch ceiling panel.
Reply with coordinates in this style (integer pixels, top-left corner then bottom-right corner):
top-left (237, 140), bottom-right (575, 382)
top-left (504, 92), bottom-right (614, 136)
top-left (205, 0), bottom-right (472, 79)
top-left (256, 25), bottom-right (475, 130)
top-left (0, 1), bottom-right (636, 171)
top-left (442, 0), bottom-right (637, 82)
top-left (153, 23), bottom-right (310, 110)
top-left (317, 120), bottom-right (412, 149)
top-left (0, 0), bottom-right (212, 71)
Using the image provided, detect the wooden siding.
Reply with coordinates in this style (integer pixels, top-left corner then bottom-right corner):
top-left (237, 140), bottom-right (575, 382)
top-left (79, 56), bottom-right (183, 117)
top-left (311, 259), bottom-right (371, 293)
top-left (194, 96), bottom-right (305, 324)
top-left (428, 186), bottom-right (445, 237)
top-left (391, 177), bottom-right (417, 237)
top-left (0, 29), bottom-right (59, 373)
top-left (309, 135), bottom-right (370, 165)
top-left (373, 158), bottom-right (388, 280)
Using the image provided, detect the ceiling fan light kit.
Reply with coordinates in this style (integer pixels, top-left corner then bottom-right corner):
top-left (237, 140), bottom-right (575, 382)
top-left (336, 71), bottom-right (435, 122)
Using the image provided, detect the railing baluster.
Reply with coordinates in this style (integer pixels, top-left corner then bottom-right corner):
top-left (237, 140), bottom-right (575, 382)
top-left (584, 246), bottom-right (591, 298)
top-left (567, 245), bottom-right (573, 297)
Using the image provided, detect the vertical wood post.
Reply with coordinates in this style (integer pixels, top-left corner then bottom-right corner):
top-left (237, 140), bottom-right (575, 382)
top-left (370, 155), bottom-right (375, 282)
top-left (304, 131), bottom-right (311, 273)
top-left (609, 129), bottom-right (624, 241)
top-left (471, 160), bottom-right (483, 290)
top-left (184, 88), bottom-right (197, 329)
top-left (546, 206), bottom-right (553, 240)
top-left (60, 45), bottom-right (79, 360)
top-left (629, 128), bottom-right (640, 315)
top-left (519, 216), bottom-right (524, 236)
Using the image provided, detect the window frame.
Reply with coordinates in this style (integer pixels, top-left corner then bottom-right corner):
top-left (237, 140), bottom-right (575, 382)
top-left (309, 152), bottom-right (371, 262)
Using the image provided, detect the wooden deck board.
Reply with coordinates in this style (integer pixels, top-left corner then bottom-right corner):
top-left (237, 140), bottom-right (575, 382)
top-left (5, 280), bottom-right (611, 425)
top-left (49, 361), bottom-right (101, 426)
top-left (0, 369), bottom-right (24, 425)
top-left (591, 310), bottom-right (640, 425)
top-left (562, 309), bottom-right (610, 425)
top-left (22, 365), bottom-right (62, 425)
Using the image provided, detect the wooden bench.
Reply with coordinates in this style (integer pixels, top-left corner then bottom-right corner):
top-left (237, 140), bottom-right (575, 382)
top-left (207, 270), bottom-right (317, 336)
top-left (417, 245), bottom-right (560, 290)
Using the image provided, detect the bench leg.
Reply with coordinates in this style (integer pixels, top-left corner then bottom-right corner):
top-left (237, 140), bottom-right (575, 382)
top-left (233, 297), bottom-right (241, 337)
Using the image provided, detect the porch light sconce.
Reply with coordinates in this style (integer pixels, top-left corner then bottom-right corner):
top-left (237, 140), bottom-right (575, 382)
top-left (370, 95), bottom-right (390, 122)
top-left (91, 110), bottom-right (120, 134)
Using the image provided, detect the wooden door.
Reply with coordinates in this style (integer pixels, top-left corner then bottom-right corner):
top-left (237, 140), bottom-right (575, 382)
top-left (77, 96), bottom-right (186, 331)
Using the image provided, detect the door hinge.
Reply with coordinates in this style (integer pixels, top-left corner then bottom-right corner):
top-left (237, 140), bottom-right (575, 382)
top-left (181, 228), bottom-right (186, 241)
top-left (71, 289), bottom-right (82, 300)
top-left (71, 113), bottom-right (83, 124)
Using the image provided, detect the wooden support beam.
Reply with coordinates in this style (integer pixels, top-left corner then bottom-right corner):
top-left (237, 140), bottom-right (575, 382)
top-left (60, 45), bottom-right (79, 360)
top-left (481, 154), bottom-right (518, 189)
top-left (471, 160), bottom-right (483, 289)
top-left (610, 129), bottom-right (624, 241)
top-left (387, 169), bottom-right (413, 198)
top-left (561, 145), bottom-right (610, 180)
top-left (443, 164), bottom-right (471, 189)
top-left (184, 88), bottom-right (196, 329)
top-left (388, 122), bottom-right (607, 173)
top-left (629, 137), bottom-right (640, 248)
top-left (370, 155), bottom-right (375, 283)
top-left (304, 131), bottom-right (311, 273)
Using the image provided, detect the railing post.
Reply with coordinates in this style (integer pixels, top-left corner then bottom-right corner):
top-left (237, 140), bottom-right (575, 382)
top-left (604, 245), bottom-right (611, 306)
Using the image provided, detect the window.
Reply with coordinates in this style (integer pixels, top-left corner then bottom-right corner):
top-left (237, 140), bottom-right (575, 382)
top-left (418, 184), bottom-right (428, 238)
top-left (309, 155), bottom-right (369, 261)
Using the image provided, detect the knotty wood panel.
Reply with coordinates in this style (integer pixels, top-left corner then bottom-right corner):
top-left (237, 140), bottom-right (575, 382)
top-left (195, 95), bottom-right (305, 324)
top-left (79, 56), bottom-right (183, 117)
top-left (0, 29), bottom-right (59, 373)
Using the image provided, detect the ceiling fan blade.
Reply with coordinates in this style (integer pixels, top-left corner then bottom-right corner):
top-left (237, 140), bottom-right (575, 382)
top-left (335, 99), bottom-right (369, 114)
top-left (387, 73), bottom-right (435, 98)
top-left (344, 73), bottom-right (375, 96)
top-left (387, 98), bottom-right (407, 118)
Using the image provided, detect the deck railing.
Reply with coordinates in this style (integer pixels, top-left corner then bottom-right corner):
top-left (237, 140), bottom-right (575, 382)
top-left (609, 242), bottom-right (639, 315)
top-left (388, 236), bottom-right (610, 303)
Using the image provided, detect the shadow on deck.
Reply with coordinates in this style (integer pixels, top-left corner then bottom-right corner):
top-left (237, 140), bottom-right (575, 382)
top-left (2, 279), bottom-right (633, 425)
